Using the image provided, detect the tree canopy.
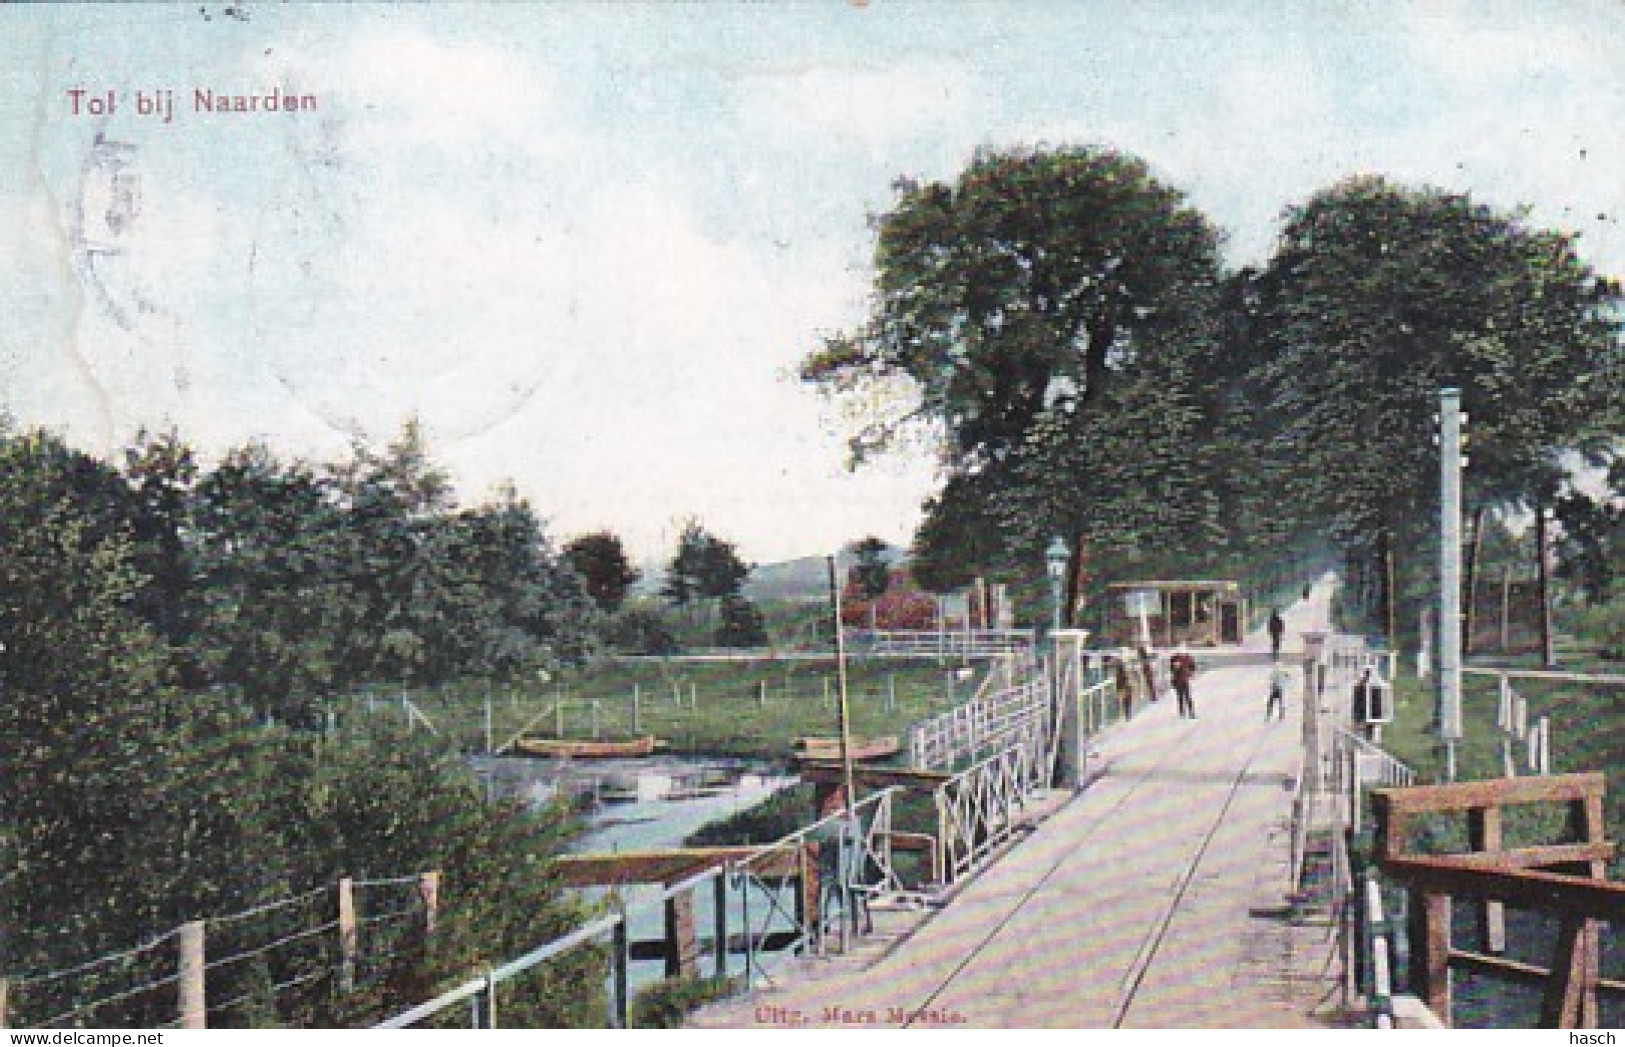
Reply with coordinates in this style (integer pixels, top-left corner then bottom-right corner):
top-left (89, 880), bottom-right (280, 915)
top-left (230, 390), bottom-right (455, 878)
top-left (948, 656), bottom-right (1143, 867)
top-left (804, 145), bottom-right (1228, 588)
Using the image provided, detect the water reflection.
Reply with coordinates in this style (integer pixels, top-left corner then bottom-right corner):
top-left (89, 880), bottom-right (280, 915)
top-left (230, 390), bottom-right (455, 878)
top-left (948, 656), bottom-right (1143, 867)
top-left (470, 753), bottom-right (806, 996)
top-left (471, 753), bottom-right (796, 852)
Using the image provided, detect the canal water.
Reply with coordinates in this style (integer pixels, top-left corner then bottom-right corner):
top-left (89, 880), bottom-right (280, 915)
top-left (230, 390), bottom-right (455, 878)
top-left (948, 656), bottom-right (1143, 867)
top-left (472, 753), bottom-right (796, 852)
top-left (471, 754), bottom-right (806, 997)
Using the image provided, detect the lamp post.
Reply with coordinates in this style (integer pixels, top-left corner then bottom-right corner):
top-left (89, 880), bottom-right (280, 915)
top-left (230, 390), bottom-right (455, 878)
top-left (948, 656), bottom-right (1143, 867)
top-left (1046, 537), bottom-right (1069, 635)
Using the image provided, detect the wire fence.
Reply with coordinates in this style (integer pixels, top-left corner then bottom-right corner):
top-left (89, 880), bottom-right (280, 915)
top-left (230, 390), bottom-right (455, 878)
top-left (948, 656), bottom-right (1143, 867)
top-left (2, 873), bottom-right (437, 1029)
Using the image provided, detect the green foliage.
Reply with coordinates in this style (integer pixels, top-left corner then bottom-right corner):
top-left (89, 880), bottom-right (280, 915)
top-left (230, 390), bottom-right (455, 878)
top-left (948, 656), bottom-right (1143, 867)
top-left (662, 518), bottom-right (751, 621)
top-left (806, 145), bottom-right (1228, 593)
top-left (0, 424), bottom-right (600, 1027)
top-left (1569, 586), bottom-right (1625, 659)
top-left (629, 976), bottom-right (738, 1029)
top-left (186, 426), bottom-right (596, 725)
top-left (713, 595), bottom-right (769, 648)
top-left (1555, 461), bottom-right (1624, 604)
top-left (685, 784), bottom-right (813, 846)
top-left (562, 531), bottom-right (641, 613)
top-left (847, 536), bottom-right (893, 600)
top-left (604, 603), bottom-right (680, 655)
top-left (1245, 175), bottom-right (1624, 563)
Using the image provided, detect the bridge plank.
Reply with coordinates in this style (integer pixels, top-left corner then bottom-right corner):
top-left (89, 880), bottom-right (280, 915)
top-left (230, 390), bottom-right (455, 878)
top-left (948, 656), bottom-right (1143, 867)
top-left (553, 847), bottom-right (804, 887)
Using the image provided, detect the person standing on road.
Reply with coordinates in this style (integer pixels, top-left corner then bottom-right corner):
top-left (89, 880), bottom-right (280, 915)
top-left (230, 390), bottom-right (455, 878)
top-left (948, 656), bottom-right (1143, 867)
top-left (1268, 608), bottom-right (1285, 657)
top-left (1170, 646), bottom-right (1198, 718)
top-left (1266, 661), bottom-right (1292, 721)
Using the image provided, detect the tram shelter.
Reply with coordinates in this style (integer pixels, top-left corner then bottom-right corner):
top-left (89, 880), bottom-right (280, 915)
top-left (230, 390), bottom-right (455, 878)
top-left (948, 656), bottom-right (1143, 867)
top-left (1105, 580), bottom-right (1247, 648)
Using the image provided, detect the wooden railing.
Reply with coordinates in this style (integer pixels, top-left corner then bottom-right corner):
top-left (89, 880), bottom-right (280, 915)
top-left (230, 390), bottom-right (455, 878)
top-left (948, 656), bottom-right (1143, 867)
top-left (1372, 772), bottom-right (1625, 1029)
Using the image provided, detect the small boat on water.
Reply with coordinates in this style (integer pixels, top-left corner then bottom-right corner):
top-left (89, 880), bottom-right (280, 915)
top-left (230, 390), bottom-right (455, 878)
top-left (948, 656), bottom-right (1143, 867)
top-left (510, 735), bottom-right (659, 759)
top-left (791, 735), bottom-right (901, 762)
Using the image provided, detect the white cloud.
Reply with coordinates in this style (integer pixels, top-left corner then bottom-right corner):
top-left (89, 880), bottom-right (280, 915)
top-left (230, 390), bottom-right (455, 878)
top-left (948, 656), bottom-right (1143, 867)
top-left (741, 63), bottom-right (987, 149)
top-left (335, 31), bottom-right (556, 150)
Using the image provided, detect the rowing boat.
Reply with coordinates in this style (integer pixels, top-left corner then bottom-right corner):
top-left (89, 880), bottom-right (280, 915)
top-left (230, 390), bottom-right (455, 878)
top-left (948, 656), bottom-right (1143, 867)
top-left (511, 735), bottom-right (659, 759)
top-left (791, 735), bottom-right (901, 761)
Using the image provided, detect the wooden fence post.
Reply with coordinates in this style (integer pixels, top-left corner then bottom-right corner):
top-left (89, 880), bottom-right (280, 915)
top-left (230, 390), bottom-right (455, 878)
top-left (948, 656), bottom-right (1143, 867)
top-left (338, 877), bottom-right (358, 992)
top-left (177, 920), bottom-right (207, 1030)
top-left (1407, 890), bottom-right (1452, 1025)
top-left (418, 870), bottom-right (440, 938)
top-left (662, 889), bottom-right (698, 980)
top-left (1468, 807), bottom-right (1506, 954)
top-left (1, 975), bottom-right (9, 1029)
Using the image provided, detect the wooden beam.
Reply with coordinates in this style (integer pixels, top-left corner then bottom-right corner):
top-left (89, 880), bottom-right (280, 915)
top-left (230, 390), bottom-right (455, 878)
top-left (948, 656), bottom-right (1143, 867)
top-left (1452, 948), bottom-right (1625, 995)
top-left (1374, 773), bottom-right (1605, 817)
top-left (554, 847), bottom-right (803, 888)
top-left (798, 761), bottom-right (952, 790)
top-left (1462, 842), bottom-right (1617, 870)
top-left (663, 889), bottom-right (698, 980)
top-left (1539, 916), bottom-right (1592, 1029)
top-left (1381, 856), bottom-right (1625, 921)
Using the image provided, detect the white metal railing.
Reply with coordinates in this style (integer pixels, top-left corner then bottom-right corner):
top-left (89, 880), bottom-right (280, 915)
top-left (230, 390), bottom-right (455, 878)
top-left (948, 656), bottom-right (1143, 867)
top-left (729, 788), bottom-right (907, 986)
top-left (373, 789), bottom-right (906, 1029)
top-left (847, 628), bottom-right (1035, 658)
top-left (909, 679), bottom-right (1050, 771)
top-left (932, 740), bottom-right (1047, 886)
top-left (1328, 726), bottom-right (1416, 834)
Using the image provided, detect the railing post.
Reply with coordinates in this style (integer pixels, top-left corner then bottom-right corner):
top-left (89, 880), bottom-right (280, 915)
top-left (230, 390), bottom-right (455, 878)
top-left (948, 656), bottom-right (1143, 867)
top-left (608, 917), bottom-right (629, 1028)
top-left (1407, 889), bottom-right (1452, 1025)
top-left (1467, 807), bottom-right (1506, 955)
top-left (469, 971), bottom-right (495, 1029)
top-left (338, 877), bottom-right (358, 992)
top-left (713, 870), bottom-right (729, 980)
top-left (663, 888), bottom-right (698, 980)
top-left (177, 919), bottom-right (206, 1030)
top-left (419, 870), bottom-right (440, 938)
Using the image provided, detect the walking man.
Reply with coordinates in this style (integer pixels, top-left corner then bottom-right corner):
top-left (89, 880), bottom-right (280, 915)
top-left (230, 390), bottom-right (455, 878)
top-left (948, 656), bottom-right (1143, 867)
top-left (1266, 662), bottom-right (1292, 721)
top-left (1170, 646), bottom-right (1198, 719)
top-left (1268, 608), bottom-right (1285, 657)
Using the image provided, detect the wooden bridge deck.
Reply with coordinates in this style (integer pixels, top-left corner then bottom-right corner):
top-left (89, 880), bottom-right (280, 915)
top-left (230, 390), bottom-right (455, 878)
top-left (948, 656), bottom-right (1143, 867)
top-left (689, 582), bottom-right (1353, 1029)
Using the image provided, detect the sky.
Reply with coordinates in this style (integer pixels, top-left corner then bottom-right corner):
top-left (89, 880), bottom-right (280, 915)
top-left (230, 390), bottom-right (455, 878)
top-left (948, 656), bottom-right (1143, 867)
top-left (1, 1), bottom-right (1622, 565)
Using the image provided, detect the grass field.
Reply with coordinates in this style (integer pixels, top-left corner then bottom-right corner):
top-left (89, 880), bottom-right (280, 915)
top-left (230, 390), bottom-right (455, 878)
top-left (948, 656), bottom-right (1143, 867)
top-left (340, 655), bottom-right (994, 761)
top-left (1377, 663), bottom-right (1625, 867)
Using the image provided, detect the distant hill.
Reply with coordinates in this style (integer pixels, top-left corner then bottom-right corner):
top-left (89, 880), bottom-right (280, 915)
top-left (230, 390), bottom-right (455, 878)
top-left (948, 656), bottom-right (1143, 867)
top-left (743, 555), bottom-right (834, 602)
top-left (629, 549), bottom-right (908, 603)
top-left (745, 547), bottom-right (909, 603)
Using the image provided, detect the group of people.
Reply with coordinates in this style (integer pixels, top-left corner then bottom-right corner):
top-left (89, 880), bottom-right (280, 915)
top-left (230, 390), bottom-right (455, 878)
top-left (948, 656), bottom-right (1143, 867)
top-left (1119, 605), bottom-right (1296, 722)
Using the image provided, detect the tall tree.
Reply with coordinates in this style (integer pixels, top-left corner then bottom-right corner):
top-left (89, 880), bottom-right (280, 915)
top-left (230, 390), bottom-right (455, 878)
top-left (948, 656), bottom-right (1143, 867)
top-left (662, 518), bottom-right (750, 620)
top-left (192, 442), bottom-right (360, 723)
top-left (562, 531), bottom-right (642, 614)
top-left (1556, 461), bottom-right (1625, 605)
top-left (121, 428), bottom-right (203, 680)
top-left (848, 536), bottom-right (894, 601)
top-left (803, 145), bottom-right (1227, 585)
top-left (1247, 176), bottom-right (1625, 634)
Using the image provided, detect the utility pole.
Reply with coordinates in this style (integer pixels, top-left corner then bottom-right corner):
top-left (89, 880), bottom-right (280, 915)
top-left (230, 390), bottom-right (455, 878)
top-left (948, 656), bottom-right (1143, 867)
top-left (1437, 387), bottom-right (1465, 779)
top-left (826, 555), bottom-right (857, 813)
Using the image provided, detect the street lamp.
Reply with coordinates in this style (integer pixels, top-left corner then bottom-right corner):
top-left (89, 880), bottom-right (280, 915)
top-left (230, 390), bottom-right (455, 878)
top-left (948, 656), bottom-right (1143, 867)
top-left (1046, 536), bottom-right (1069, 634)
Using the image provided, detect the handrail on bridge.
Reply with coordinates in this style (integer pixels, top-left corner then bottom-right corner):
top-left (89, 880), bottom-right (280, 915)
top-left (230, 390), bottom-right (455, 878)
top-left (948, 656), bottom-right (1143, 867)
top-left (377, 645), bottom-right (1096, 1029)
top-left (1372, 772), bottom-right (1624, 1030)
top-left (373, 788), bottom-right (907, 1030)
